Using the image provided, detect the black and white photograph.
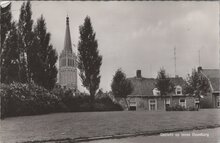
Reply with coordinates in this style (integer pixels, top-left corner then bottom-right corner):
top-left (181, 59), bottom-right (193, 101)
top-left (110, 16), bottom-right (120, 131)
top-left (0, 1), bottom-right (219, 143)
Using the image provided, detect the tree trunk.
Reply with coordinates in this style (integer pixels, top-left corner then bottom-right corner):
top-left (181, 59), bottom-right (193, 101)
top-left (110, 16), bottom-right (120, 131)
top-left (89, 88), bottom-right (95, 110)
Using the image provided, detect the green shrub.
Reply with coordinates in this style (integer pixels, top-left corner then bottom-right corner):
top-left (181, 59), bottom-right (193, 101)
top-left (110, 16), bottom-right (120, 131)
top-left (166, 105), bottom-right (186, 111)
top-left (95, 96), bottom-right (123, 111)
top-left (1, 83), bottom-right (122, 119)
top-left (188, 106), bottom-right (198, 111)
top-left (0, 82), bottom-right (65, 118)
top-left (60, 94), bottom-right (122, 112)
top-left (166, 105), bottom-right (198, 111)
top-left (53, 86), bottom-right (122, 112)
top-left (200, 96), bottom-right (213, 108)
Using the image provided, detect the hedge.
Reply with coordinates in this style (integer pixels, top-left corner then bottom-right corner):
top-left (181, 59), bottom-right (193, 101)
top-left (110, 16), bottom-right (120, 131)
top-left (0, 82), bottom-right (122, 119)
top-left (52, 88), bottom-right (123, 112)
top-left (166, 105), bottom-right (198, 111)
top-left (0, 82), bottom-right (66, 118)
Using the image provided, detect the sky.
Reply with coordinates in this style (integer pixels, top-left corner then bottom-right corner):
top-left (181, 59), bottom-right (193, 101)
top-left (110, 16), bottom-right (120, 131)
top-left (10, 1), bottom-right (219, 92)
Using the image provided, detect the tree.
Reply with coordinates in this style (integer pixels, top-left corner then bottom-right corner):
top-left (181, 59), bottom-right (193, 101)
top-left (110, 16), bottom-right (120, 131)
top-left (30, 15), bottom-right (58, 90)
top-left (1, 22), bottom-right (20, 83)
top-left (0, 2), bottom-right (12, 50)
top-left (18, 1), bottom-right (34, 83)
top-left (78, 16), bottom-right (102, 104)
top-left (155, 68), bottom-right (174, 96)
top-left (96, 88), bottom-right (104, 98)
top-left (0, 1), bottom-right (12, 83)
top-left (155, 68), bottom-right (174, 109)
top-left (111, 69), bottom-right (133, 110)
top-left (184, 68), bottom-right (210, 109)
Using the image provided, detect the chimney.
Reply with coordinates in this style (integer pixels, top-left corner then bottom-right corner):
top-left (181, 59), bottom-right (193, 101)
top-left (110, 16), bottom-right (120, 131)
top-left (136, 70), bottom-right (142, 78)
top-left (198, 66), bottom-right (202, 73)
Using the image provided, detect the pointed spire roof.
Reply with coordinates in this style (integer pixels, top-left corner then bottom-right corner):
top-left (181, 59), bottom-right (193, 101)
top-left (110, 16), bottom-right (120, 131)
top-left (63, 16), bottom-right (72, 53)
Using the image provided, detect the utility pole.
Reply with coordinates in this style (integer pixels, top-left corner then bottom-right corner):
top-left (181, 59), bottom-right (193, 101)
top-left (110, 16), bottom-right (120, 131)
top-left (174, 47), bottom-right (176, 77)
top-left (198, 49), bottom-right (201, 67)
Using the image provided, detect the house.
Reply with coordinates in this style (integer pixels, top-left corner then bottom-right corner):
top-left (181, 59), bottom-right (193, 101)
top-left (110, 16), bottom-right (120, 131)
top-left (199, 67), bottom-right (220, 108)
top-left (126, 70), bottom-right (196, 111)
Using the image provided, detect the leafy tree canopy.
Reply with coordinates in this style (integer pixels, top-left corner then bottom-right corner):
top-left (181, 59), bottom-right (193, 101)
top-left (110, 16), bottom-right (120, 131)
top-left (184, 69), bottom-right (210, 97)
top-left (111, 68), bottom-right (133, 98)
top-left (155, 68), bottom-right (174, 96)
top-left (1, 22), bottom-right (20, 83)
top-left (78, 16), bottom-right (102, 101)
top-left (31, 15), bottom-right (58, 90)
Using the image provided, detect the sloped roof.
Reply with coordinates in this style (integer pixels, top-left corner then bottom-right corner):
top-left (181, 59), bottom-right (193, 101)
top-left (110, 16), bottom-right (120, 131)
top-left (127, 76), bottom-right (185, 96)
top-left (59, 17), bottom-right (77, 58)
top-left (127, 77), bottom-right (155, 96)
top-left (202, 69), bottom-right (220, 79)
top-left (170, 77), bottom-right (186, 86)
top-left (209, 78), bottom-right (220, 91)
top-left (202, 69), bottom-right (220, 92)
top-left (64, 16), bottom-right (73, 53)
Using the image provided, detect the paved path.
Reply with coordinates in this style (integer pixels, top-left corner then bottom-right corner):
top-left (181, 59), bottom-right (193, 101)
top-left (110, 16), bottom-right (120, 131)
top-left (82, 127), bottom-right (220, 143)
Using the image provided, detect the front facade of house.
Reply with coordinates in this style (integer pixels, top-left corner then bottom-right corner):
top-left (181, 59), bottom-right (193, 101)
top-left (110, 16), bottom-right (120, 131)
top-left (200, 68), bottom-right (220, 108)
top-left (127, 70), bottom-right (197, 111)
top-left (128, 95), bottom-right (196, 111)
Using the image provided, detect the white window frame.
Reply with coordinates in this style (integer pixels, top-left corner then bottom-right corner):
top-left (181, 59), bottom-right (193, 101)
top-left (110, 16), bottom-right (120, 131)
top-left (175, 86), bottom-right (182, 95)
top-left (166, 98), bottom-right (171, 105)
top-left (179, 98), bottom-right (186, 108)
top-left (153, 88), bottom-right (160, 96)
top-left (194, 98), bottom-right (199, 104)
top-left (164, 98), bottom-right (171, 109)
top-left (129, 98), bottom-right (137, 107)
top-left (149, 99), bottom-right (157, 111)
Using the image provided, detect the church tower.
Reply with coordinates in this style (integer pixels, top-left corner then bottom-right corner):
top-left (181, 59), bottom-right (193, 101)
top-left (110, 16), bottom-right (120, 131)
top-left (59, 16), bottom-right (77, 90)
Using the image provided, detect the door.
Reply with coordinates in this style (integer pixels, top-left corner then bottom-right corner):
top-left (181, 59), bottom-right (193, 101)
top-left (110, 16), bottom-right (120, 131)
top-left (217, 96), bottom-right (220, 108)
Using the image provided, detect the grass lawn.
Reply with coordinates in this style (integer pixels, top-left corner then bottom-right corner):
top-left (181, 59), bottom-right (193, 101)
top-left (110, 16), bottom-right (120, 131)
top-left (0, 109), bottom-right (220, 143)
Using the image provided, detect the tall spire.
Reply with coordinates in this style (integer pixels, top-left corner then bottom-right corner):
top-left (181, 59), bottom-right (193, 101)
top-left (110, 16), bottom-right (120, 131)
top-left (64, 16), bottom-right (72, 53)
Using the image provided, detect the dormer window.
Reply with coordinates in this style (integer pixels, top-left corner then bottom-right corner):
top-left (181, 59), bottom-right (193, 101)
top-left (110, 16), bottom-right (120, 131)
top-left (153, 88), bottom-right (160, 96)
top-left (175, 85), bottom-right (182, 95)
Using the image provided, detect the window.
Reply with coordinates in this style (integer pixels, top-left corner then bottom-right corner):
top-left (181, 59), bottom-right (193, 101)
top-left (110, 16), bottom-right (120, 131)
top-left (153, 88), bottom-right (160, 96)
top-left (67, 59), bottom-right (75, 67)
top-left (179, 99), bottom-right (186, 108)
top-left (194, 98), bottom-right (199, 109)
top-left (165, 98), bottom-right (170, 107)
top-left (129, 98), bottom-right (137, 111)
top-left (129, 102), bottom-right (137, 106)
top-left (129, 98), bottom-right (136, 106)
top-left (149, 99), bottom-right (157, 111)
top-left (194, 98), bottom-right (199, 104)
top-left (175, 86), bottom-right (182, 95)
